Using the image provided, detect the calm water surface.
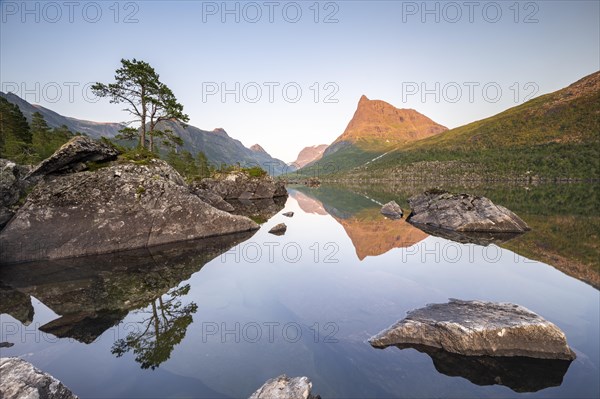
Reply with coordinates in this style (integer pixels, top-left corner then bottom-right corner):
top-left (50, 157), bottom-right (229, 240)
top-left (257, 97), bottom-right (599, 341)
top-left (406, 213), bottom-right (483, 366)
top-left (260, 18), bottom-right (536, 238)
top-left (1, 184), bottom-right (598, 398)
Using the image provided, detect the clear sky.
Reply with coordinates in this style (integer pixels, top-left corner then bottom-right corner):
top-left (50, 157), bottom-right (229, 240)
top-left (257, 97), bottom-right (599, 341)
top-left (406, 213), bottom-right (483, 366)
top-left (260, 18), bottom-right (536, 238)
top-left (1, 0), bottom-right (598, 162)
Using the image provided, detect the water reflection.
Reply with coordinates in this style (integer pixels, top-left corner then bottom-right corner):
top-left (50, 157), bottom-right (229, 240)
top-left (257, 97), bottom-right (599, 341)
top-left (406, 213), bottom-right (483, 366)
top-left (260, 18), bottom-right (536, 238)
top-left (112, 285), bottom-right (197, 370)
top-left (384, 344), bottom-right (573, 393)
top-left (291, 186), bottom-right (429, 260)
top-left (0, 232), bottom-right (254, 355)
top-left (293, 183), bottom-right (599, 289)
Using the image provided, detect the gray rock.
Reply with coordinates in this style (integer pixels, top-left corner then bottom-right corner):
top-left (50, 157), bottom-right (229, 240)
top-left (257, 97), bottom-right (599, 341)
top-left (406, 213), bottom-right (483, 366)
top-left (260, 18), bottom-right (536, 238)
top-left (190, 186), bottom-right (235, 212)
top-left (369, 299), bottom-right (576, 360)
top-left (0, 160), bottom-right (34, 229)
top-left (26, 136), bottom-right (119, 179)
top-left (0, 159), bottom-right (258, 263)
top-left (282, 211), bottom-right (294, 217)
top-left (268, 223), bottom-right (287, 236)
top-left (407, 190), bottom-right (529, 233)
top-left (229, 197), bottom-right (286, 224)
top-left (380, 201), bottom-right (403, 219)
top-left (200, 172), bottom-right (287, 200)
top-left (249, 375), bottom-right (318, 399)
top-left (0, 357), bottom-right (78, 399)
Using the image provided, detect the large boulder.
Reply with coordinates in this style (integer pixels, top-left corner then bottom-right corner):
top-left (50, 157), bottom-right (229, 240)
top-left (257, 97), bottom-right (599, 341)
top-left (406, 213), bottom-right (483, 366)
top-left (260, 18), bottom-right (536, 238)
top-left (380, 201), bottom-right (403, 219)
top-left (26, 136), bottom-right (119, 179)
top-left (369, 299), bottom-right (576, 360)
top-left (0, 357), bottom-right (78, 399)
top-left (407, 190), bottom-right (529, 233)
top-left (0, 159), bottom-right (258, 263)
top-left (199, 172), bottom-right (287, 200)
top-left (249, 375), bottom-right (318, 399)
top-left (0, 160), bottom-right (33, 228)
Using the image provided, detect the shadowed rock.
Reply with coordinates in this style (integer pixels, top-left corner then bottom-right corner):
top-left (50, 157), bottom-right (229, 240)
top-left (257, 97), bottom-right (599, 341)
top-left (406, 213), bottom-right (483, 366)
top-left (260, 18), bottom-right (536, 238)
top-left (249, 375), bottom-right (319, 399)
top-left (190, 186), bottom-right (235, 212)
top-left (0, 357), bottom-right (78, 399)
top-left (380, 201), bottom-right (403, 219)
top-left (0, 159), bottom-right (35, 229)
top-left (407, 190), bottom-right (529, 233)
top-left (199, 172), bottom-right (287, 200)
top-left (26, 136), bottom-right (118, 179)
top-left (269, 223), bottom-right (287, 236)
top-left (391, 344), bottom-right (572, 393)
top-left (228, 197), bottom-right (286, 224)
top-left (369, 299), bottom-right (575, 360)
top-left (0, 160), bottom-right (258, 262)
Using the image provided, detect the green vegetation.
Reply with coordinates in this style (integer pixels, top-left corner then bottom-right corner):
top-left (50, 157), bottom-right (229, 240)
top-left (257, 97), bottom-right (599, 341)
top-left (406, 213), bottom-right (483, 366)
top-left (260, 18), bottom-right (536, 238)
top-left (297, 72), bottom-right (600, 180)
top-left (0, 98), bottom-right (75, 163)
top-left (92, 58), bottom-right (189, 152)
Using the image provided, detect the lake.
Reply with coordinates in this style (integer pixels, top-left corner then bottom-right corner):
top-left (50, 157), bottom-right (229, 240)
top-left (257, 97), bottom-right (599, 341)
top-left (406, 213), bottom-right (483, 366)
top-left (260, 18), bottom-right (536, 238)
top-left (1, 183), bottom-right (598, 398)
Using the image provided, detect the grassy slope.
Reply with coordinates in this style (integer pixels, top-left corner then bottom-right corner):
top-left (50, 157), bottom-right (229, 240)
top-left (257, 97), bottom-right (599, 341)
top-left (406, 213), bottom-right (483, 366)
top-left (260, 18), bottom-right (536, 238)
top-left (297, 72), bottom-right (600, 180)
top-left (358, 75), bottom-right (600, 179)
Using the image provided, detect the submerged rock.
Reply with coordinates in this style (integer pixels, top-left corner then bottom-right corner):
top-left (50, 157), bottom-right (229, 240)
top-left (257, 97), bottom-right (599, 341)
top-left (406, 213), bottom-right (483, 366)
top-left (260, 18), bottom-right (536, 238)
top-left (369, 299), bottom-right (575, 360)
top-left (0, 357), bottom-right (78, 399)
top-left (407, 190), bottom-right (529, 233)
top-left (199, 172), bottom-right (287, 200)
top-left (0, 160), bottom-right (258, 263)
top-left (26, 136), bottom-right (119, 179)
top-left (396, 344), bottom-right (572, 393)
top-left (268, 223), bottom-right (287, 236)
top-left (249, 375), bottom-right (318, 399)
top-left (380, 201), bottom-right (403, 219)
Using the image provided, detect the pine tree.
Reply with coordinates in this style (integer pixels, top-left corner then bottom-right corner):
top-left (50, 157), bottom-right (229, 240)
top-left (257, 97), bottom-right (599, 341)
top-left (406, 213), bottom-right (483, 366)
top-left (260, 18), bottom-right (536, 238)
top-left (0, 97), bottom-right (32, 162)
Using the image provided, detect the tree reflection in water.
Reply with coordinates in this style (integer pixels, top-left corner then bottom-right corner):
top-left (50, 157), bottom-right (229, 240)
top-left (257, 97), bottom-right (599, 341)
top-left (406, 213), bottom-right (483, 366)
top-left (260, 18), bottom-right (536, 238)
top-left (112, 285), bottom-right (198, 370)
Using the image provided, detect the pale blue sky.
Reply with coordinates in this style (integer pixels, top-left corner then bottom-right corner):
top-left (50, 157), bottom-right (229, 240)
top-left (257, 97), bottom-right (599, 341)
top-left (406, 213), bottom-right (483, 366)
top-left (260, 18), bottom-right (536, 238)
top-left (1, 0), bottom-right (599, 161)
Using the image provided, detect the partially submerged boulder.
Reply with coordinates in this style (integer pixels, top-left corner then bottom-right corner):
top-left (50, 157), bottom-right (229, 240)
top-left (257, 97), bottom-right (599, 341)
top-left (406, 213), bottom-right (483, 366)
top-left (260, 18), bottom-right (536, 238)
top-left (26, 136), bottom-right (119, 179)
top-left (369, 299), bottom-right (576, 360)
top-left (407, 190), bottom-right (529, 233)
top-left (200, 172), bottom-right (287, 200)
top-left (269, 223), bottom-right (287, 236)
top-left (0, 159), bottom-right (258, 263)
top-left (0, 357), bottom-right (78, 399)
top-left (249, 375), bottom-right (318, 399)
top-left (282, 211), bottom-right (294, 217)
top-left (380, 201), bottom-right (403, 219)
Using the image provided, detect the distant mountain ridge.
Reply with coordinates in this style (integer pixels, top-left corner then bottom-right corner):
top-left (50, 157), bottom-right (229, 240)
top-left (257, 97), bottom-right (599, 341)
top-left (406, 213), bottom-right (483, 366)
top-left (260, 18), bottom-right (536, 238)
top-left (297, 71), bottom-right (600, 179)
top-left (0, 91), bottom-right (125, 139)
top-left (298, 95), bottom-right (447, 174)
top-left (290, 144), bottom-right (328, 168)
top-left (1, 92), bottom-right (290, 175)
top-left (356, 70), bottom-right (600, 180)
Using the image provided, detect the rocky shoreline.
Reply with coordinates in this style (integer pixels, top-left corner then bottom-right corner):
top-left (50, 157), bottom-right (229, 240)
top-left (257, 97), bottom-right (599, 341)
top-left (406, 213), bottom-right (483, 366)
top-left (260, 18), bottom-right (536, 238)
top-left (0, 137), bottom-right (288, 263)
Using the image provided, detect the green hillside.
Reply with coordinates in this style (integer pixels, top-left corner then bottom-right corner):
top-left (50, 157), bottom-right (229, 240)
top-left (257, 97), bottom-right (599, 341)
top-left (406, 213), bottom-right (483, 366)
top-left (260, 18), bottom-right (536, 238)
top-left (298, 71), bottom-right (600, 180)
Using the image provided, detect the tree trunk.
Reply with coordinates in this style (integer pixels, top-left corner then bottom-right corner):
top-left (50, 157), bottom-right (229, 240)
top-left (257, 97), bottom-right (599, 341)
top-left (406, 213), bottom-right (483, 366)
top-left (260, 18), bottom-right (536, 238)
top-left (140, 87), bottom-right (147, 149)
